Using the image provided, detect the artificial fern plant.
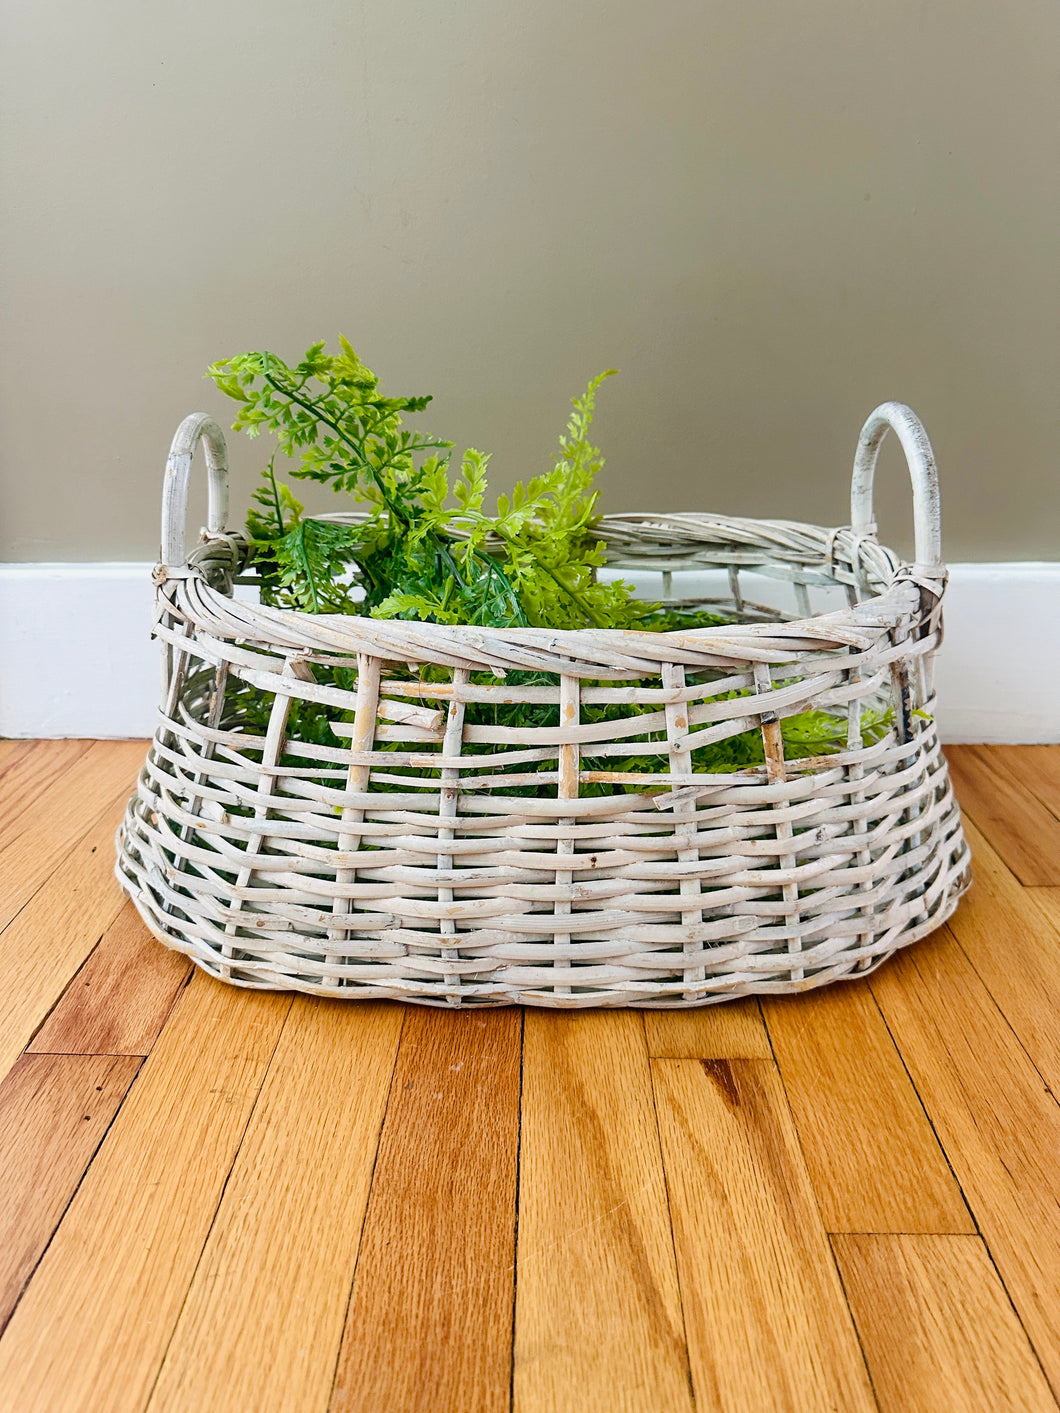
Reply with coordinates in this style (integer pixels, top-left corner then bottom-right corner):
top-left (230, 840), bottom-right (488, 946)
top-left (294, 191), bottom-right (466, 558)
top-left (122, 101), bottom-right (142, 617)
top-left (207, 338), bottom-right (892, 775)
top-left (208, 340), bottom-right (669, 631)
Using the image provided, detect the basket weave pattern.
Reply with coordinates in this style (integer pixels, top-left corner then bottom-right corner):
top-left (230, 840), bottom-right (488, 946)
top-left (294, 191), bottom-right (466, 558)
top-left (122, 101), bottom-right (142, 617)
top-left (117, 403), bottom-right (970, 1007)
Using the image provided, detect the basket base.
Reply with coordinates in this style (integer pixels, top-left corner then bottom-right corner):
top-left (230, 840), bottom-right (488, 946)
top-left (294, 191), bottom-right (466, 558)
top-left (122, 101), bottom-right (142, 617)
top-left (116, 796), bottom-right (971, 1009)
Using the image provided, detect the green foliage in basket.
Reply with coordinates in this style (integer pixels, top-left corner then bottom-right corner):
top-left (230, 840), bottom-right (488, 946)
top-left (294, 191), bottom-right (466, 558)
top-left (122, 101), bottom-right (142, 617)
top-left (208, 339), bottom-right (693, 632)
top-left (208, 338), bottom-right (893, 786)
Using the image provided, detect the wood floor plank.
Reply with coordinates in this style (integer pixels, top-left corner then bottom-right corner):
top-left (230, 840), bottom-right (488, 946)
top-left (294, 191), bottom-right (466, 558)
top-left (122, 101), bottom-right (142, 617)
top-left (986, 745), bottom-right (1060, 823)
top-left (0, 975), bottom-right (292, 1413)
top-left (946, 744), bottom-right (1060, 885)
top-left (0, 738), bottom-right (146, 931)
top-left (834, 1234), bottom-right (1056, 1413)
top-left (652, 1058), bottom-right (876, 1413)
top-left (0, 798), bottom-right (132, 1083)
top-left (871, 929), bottom-right (1060, 1398)
top-left (1035, 887), bottom-right (1060, 930)
top-left (643, 999), bottom-right (771, 1058)
top-left (946, 818), bottom-right (1060, 1094)
top-left (762, 983), bottom-right (972, 1233)
top-left (514, 1011), bottom-right (693, 1413)
top-left (0, 740), bottom-right (92, 846)
top-left (29, 900), bottom-right (191, 1057)
top-left (332, 1007), bottom-right (521, 1413)
top-left (147, 997), bottom-right (402, 1413)
top-left (0, 740), bottom-right (31, 766)
top-left (0, 1053), bottom-right (140, 1333)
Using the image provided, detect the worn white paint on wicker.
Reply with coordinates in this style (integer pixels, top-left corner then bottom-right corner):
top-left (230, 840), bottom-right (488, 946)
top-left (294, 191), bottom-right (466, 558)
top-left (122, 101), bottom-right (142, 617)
top-left (115, 405), bottom-right (971, 1007)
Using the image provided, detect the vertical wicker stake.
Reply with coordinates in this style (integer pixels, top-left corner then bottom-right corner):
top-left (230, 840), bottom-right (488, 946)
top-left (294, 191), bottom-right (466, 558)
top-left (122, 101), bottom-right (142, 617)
top-left (436, 667), bottom-right (470, 1003)
top-left (845, 663), bottom-right (875, 971)
top-left (154, 612), bottom-right (197, 931)
top-left (553, 673), bottom-right (581, 999)
top-left (853, 549), bottom-right (872, 603)
top-left (889, 623), bottom-right (928, 926)
top-left (219, 657), bottom-right (298, 980)
top-left (728, 566), bottom-right (744, 615)
top-left (919, 583), bottom-right (943, 703)
top-left (662, 663), bottom-right (706, 1001)
top-left (890, 641), bottom-right (913, 747)
top-left (906, 589), bottom-right (940, 926)
top-left (328, 653), bottom-right (382, 988)
top-left (174, 661), bottom-right (230, 852)
top-left (157, 617), bottom-right (193, 751)
top-left (753, 661), bottom-right (803, 984)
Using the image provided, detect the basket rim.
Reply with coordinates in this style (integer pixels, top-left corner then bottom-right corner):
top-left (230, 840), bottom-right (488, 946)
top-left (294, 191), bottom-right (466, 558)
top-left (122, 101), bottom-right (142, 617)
top-left (161, 523), bottom-right (938, 683)
top-left (237, 577), bottom-right (918, 641)
top-left (159, 402), bottom-right (946, 667)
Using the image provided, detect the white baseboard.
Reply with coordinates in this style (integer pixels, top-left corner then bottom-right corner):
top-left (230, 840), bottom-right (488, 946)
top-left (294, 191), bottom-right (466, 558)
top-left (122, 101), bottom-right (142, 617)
top-left (1, 562), bottom-right (1057, 742)
top-left (0, 564), bottom-right (160, 739)
top-left (927, 564), bottom-right (1060, 744)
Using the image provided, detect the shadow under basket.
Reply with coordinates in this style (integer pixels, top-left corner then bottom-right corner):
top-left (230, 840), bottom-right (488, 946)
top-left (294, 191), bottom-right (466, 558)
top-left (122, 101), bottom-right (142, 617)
top-left (117, 401), bottom-right (970, 1008)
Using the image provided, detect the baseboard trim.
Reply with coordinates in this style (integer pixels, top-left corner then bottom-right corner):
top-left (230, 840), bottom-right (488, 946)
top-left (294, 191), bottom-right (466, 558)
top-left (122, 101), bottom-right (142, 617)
top-left (1, 561), bottom-right (1057, 741)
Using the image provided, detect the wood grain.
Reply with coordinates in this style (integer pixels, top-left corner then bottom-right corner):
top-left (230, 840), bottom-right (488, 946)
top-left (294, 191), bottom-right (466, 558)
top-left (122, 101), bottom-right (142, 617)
top-left (946, 818), bottom-right (1060, 1093)
top-left (1035, 887), bottom-right (1060, 931)
top-left (514, 1011), bottom-right (693, 1413)
top-left (653, 1058), bottom-right (876, 1413)
top-left (834, 1234), bottom-right (1056, 1413)
top-left (147, 997), bottom-right (402, 1413)
top-left (762, 982), bottom-right (972, 1233)
top-left (946, 744), bottom-right (1060, 885)
top-left (0, 798), bottom-right (131, 1082)
top-left (643, 999), bottom-right (771, 1058)
top-left (0, 975), bottom-right (291, 1413)
top-left (0, 1053), bottom-right (140, 1332)
top-left (0, 740), bottom-right (92, 847)
top-left (0, 740), bottom-right (31, 767)
top-left (871, 929), bottom-right (1060, 1397)
top-left (29, 900), bottom-right (191, 1056)
top-left (986, 745), bottom-right (1060, 823)
top-left (0, 738), bottom-right (145, 930)
top-left (332, 1007), bottom-right (521, 1413)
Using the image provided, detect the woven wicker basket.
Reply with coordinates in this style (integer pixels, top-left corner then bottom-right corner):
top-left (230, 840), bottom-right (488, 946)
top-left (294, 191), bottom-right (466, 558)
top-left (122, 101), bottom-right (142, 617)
top-left (117, 401), bottom-right (970, 1007)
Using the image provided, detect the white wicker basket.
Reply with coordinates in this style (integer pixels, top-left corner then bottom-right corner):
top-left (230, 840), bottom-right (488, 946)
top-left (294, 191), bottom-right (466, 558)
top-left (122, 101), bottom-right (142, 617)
top-left (117, 401), bottom-right (970, 1007)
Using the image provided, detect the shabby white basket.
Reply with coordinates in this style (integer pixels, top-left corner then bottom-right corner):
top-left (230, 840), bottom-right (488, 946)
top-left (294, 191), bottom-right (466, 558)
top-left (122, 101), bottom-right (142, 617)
top-left (117, 401), bottom-right (970, 1007)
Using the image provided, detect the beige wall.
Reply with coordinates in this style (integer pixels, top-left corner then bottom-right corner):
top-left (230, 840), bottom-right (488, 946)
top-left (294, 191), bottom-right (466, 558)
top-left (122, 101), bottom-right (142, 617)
top-left (2, 0), bottom-right (1057, 562)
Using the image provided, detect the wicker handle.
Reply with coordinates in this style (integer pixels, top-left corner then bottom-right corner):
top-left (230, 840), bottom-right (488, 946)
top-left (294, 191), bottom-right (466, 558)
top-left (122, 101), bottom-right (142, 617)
top-left (850, 402), bottom-right (942, 571)
top-left (160, 413), bottom-right (230, 568)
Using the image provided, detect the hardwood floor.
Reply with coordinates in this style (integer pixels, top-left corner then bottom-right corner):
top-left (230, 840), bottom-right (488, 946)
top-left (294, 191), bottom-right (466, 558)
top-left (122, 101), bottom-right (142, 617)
top-left (0, 741), bottom-right (1057, 1412)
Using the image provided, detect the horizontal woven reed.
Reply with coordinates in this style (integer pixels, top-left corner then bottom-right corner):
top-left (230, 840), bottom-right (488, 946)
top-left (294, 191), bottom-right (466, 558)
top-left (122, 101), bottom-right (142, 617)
top-left (117, 402), bottom-right (970, 1007)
